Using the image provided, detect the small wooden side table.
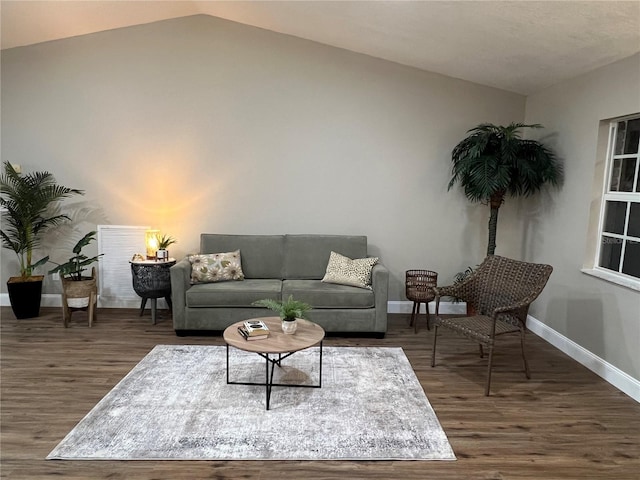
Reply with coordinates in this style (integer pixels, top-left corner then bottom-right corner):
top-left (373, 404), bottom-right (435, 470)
top-left (130, 259), bottom-right (176, 325)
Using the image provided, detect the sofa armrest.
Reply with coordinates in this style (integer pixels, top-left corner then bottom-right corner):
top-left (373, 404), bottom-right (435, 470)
top-left (371, 263), bottom-right (389, 333)
top-left (170, 258), bottom-right (191, 329)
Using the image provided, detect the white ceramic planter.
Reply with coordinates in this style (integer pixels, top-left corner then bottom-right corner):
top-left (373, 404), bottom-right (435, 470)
top-left (281, 319), bottom-right (298, 334)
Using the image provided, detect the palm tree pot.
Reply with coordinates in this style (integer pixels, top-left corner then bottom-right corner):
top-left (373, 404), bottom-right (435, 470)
top-left (7, 275), bottom-right (44, 319)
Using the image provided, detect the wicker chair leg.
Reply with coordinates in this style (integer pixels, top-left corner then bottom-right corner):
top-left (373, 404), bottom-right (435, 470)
top-left (485, 345), bottom-right (495, 396)
top-left (521, 332), bottom-right (531, 379)
top-left (431, 325), bottom-right (438, 367)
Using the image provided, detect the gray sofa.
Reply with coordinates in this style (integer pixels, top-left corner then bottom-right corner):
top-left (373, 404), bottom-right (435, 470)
top-left (170, 234), bottom-right (389, 337)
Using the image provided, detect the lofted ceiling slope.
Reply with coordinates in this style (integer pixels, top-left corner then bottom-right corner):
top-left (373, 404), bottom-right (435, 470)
top-left (1, 0), bottom-right (639, 95)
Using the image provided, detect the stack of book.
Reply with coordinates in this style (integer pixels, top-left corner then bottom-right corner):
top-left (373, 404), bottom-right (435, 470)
top-left (237, 320), bottom-right (270, 341)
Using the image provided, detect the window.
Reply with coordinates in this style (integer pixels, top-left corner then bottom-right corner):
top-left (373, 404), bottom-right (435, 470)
top-left (595, 116), bottom-right (640, 282)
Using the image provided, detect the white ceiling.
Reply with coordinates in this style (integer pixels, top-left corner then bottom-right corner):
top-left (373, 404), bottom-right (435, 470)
top-left (1, 1), bottom-right (639, 95)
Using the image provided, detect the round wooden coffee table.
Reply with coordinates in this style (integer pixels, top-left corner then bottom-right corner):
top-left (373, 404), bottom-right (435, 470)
top-left (223, 317), bottom-right (325, 410)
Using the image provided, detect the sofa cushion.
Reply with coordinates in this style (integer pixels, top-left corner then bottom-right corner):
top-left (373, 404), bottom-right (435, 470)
top-left (282, 280), bottom-right (375, 309)
top-left (186, 279), bottom-right (282, 307)
top-left (200, 234), bottom-right (284, 279)
top-left (283, 234), bottom-right (368, 279)
top-left (321, 251), bottom-right (378, 289)
top-left (188, 250), bottom-right (244, 284)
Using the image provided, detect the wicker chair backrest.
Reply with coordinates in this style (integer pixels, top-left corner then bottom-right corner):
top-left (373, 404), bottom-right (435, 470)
top-left (460, 255), bottom-right (552, 321)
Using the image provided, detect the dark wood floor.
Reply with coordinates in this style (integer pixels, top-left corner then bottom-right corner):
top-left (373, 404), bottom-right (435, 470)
top-left (1, 307), bottom-right (638, 479)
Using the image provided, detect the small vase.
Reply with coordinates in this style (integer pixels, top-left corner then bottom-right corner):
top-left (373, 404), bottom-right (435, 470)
top-left (282, 318), bottom-right (298, 334)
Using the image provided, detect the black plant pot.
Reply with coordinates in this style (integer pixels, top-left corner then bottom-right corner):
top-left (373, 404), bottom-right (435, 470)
top-left (7, 276), bottom-right (43, 319)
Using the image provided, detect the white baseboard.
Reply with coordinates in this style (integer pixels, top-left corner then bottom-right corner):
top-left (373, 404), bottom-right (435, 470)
top-left (0, 293), bottom-right (169, 310)
top-left (527, 315), bottom-right (639, 403)
top-left (3, 294), bottom-right (637, 402)
top-left (387, 300), bottom-right (466, 315)
top-left (5, 297), bottom-right (453, 313)
top-left (0, 293), bottom-right (66, 308)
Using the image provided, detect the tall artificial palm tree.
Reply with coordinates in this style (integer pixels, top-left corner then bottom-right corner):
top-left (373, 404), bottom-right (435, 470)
top-left (449, 123), bottom-right (562, 255)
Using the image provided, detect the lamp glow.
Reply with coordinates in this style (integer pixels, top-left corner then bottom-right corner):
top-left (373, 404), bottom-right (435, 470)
top-left (145, 229), bottom-right (160, 260)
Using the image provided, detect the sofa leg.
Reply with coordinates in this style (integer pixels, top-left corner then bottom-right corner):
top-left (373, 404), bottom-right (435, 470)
top-left (175, 330), bottom-right (188, 337)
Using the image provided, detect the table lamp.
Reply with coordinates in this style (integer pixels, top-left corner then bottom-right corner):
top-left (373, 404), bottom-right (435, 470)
top-left (145, 229), bottom-right (160, 260)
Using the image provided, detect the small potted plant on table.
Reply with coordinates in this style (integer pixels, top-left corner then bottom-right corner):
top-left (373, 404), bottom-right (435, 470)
top-left (155, 234), bottom-right (176, 261)
top-left (252, 295), bottom-right (312, 334)
top-left (48, 231), bottom-right (103, 327)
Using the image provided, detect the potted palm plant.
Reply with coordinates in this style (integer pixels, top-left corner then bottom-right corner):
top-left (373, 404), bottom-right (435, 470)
top-left (0, 162), bottom-right (83, 318)
top-left (252, 295), bottom-right (312, 334)
top-left (449, 123), bottom-right (562, 255)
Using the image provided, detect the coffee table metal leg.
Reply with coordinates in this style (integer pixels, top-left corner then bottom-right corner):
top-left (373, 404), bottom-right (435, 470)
top-left (226, 343), bottom-right (230, 384)
top-left (265, 353), bottom-right (269, 409)
top-left (265, 353), bottom-right (278, 410)
top-left (319, 341), bottom-right (323, 388)
top-left (226, 343), bottom-right (323, 410)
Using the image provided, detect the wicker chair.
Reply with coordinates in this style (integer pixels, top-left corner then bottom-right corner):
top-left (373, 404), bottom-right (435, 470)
top-left (431, 255), bottom-right (553, 395)
top-left (405, 270), bottom-right (438, 332)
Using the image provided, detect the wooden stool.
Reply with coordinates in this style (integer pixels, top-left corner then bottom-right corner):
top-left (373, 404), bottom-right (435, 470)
top-left (405, 270), bottom-right (437, 333)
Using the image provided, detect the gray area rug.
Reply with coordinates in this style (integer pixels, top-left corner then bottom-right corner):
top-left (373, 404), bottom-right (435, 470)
top-left (47, 345), bottom-right (455, 461)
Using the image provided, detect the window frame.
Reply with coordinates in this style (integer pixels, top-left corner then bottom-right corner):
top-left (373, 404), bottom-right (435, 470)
top-left (592, 115), bottom-right (640, 288)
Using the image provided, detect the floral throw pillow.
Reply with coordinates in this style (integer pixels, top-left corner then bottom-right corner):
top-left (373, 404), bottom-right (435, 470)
top-left (188, 250), bottom-right (245, 284)
top-left (321, 251), bottom-right (378, 289)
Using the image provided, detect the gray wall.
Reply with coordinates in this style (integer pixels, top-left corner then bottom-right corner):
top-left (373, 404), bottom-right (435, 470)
top-left (524, 53), bottom-right (640, 381)
top-left (1, 15), bottom-right (525, 301)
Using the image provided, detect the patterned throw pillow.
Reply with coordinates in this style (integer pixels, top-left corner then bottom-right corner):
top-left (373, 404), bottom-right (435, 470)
top-left (321, 251), bottom-right (378, 289)
top-left (188, 250), bottom-right (245, 284)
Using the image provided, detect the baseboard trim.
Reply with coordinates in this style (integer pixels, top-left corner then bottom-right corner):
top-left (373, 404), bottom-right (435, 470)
top-left (3, 297), bottom-right (460, 313)
top-left (387, 300), bottom-right (466, 315)
top-left (0, 293), bottom-right (168, 310)
top-left (527, 315), bottom-right (639, 403)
